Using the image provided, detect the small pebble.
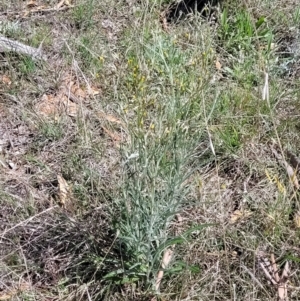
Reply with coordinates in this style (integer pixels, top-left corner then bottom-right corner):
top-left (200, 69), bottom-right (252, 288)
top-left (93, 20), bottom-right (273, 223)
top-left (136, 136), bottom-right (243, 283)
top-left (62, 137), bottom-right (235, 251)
top-left (8, 162), bottom-right (16, 169)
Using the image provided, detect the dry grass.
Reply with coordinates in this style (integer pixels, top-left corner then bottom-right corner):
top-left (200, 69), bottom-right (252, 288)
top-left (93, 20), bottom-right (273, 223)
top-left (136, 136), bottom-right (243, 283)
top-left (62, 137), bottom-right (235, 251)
top-left (1, 0), bottom-right (300, 300)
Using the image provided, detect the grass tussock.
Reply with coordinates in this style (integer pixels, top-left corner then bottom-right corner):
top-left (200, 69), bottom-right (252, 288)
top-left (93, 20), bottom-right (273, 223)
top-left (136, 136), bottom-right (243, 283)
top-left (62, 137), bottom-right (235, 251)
top-left (1, 0), bottom-right (300, 300)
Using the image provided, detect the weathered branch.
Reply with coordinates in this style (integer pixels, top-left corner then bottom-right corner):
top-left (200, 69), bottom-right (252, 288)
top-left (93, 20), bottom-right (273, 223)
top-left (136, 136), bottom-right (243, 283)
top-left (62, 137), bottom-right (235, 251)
top-left (0, 35), bottom-right (46, 60)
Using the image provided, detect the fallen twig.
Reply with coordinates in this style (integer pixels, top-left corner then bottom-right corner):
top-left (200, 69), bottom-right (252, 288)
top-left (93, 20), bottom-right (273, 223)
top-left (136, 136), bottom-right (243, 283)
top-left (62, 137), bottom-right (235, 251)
top-left (155, 247), bottom-right (174, 292)
top-left (0, 35), bottom-right (46, 60)
top-left (2, 4), bottom-right (74, 20)
top-left (258, 252), bottom-right (290, 301)
top-left (23, 5), bottom-right (75, 16)
top-left (0, 206), bottom-right (58, 239)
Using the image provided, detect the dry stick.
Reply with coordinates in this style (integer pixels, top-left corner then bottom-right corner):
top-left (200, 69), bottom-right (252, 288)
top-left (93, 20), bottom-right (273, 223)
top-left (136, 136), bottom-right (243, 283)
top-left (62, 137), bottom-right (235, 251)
top-left (257, 252), bottom-right (277, 284)
top-left (85, 285), bottom-right (93, 301)
top-left (31, 5), bottom-right (74, 13)
top-left (0, 35), bottom-right (46, 61)
top-left (63, 40), bottom-right (92, 93)
top-left (260, 254), bottom-right (290, 301)
top-left (19, 245), bottom-right (33, 291)
top-left (155, 247), bottom-right (174, 292)
top-left (56, 0), bottom-right (68, 9)
top-left (270, 253), bottom-right (280, 283)
top-left (0, 206), bottom-right (58, 239)
top-left (270, 253), bottom-right (287, 300)
top-left (155, 214), bottom-right (184, 293)
top-left (242, 265), bottom-right (269, 292)
top-left (278, 261), bottom-right (289, 301)
top-left (20, 5), bottom-right (75, 19)
top-left (1, 5), bottom-right (74, 18)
